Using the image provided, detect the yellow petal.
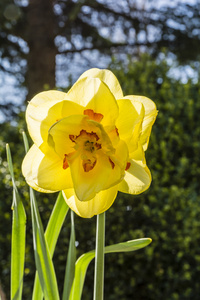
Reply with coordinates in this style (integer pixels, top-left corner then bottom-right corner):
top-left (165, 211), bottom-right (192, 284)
top-left (124, 95), bottom-right (157, 150)
top-left (22, 144), bottom-right (73, 192)
top-left (77, 68), bottom-right (123, 99)
top-left (26, 90), bottom-right (83, 147)
top-left (62, 185), bottom-right (118, 218)
top-left (85, 81), bottom-right (119, 127)
top-left (68, 149), bottom-right (123, 201)
top-left (68, 138), bottom-right (128, 202)
top-left (118, 146), bottom-right (151, 194)
top-left (66, 77), bottom-right (119, 126)
top-left (26, 90), bottom-right (67, 146)
top-left (116, 99), bottom-right (144, 153)
top-left (48, 115), bottom-right (87, 159)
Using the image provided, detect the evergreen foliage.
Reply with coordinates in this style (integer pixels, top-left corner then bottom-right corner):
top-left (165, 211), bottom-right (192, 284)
top-left (1, 0), bottom-right (200, 109)
top-left (0, 54), bottom-right (200, 299)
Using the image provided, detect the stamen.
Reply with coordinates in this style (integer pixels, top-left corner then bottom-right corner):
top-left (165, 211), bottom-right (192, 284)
top-left (84, 141), bottom-right (95, 152)
top-left (125, 162), bottom-right (131, 171)
top-left (83, 158), bottom-right (97, 172)
top-left (84, 109), bottom-right (104, 122)
top-left (109, 158), bottom-right (115, 169)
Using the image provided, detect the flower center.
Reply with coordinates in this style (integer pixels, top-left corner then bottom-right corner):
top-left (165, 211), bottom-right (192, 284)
top-left (84, 140), bottom-right (95, 152)
top-left (69, 129), bottom-right (102, 153)
top-left (53, 111), bottom-right (120, 173)
top-left (63, 129), bottom-right (102, 172)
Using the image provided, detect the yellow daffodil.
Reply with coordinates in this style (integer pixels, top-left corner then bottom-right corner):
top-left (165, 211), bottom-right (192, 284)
top-left (22, 68), bottom-right (157, 218)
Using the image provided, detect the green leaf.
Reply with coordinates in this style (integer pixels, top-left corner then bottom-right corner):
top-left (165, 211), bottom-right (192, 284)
top-left (30, 188), bottom-right (60, 300)
top-left (69, 238), bottom-right (152, 300)
top-left (104, 238), bottom-right (152, 253)
top-left (62, 210), bottom-right (76, 300)
top-left (6, 144), bottom-right (26, 300)
top-left (22, 131), bottom-right (60, 299)
top-left (32, 192), bottom-right (69, 300)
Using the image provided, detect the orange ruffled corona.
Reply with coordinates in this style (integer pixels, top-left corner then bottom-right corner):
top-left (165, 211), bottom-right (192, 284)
top-left (22, 68), bottom-right (157, 218)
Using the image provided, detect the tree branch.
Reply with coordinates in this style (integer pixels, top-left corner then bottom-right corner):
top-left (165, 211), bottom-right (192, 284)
top-left (57, 41), bottom-right (153, 55)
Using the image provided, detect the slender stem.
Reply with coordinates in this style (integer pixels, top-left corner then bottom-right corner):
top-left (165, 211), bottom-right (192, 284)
top-left (93, 212), bottom-right (106, 300)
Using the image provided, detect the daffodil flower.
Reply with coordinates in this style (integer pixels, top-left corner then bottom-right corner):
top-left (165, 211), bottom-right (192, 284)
top-left (22, 68), bottom-right (157, 218)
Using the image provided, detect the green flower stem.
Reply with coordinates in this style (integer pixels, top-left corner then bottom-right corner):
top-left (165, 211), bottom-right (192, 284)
top-left (93, 212), bottom-right (105, 300)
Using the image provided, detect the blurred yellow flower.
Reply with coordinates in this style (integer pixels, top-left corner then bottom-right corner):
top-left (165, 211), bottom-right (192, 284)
top-left (22, 68), bottom-right (157, 218)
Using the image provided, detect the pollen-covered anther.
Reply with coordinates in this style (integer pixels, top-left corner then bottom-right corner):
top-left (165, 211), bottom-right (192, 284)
top-left (84, 141), bottom-right (95, 152)
top-left (83, 158), bottom-right (97, 172)
top-left (84, 109), bottom-right (104, 122)
top-left (109, 158), bottom-right (115, 169)
top-left (125, 162), bottom-right (131, 171)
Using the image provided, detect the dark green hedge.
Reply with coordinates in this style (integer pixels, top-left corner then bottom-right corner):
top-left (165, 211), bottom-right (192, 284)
top-left (0, 54), bottom-right (200, 299)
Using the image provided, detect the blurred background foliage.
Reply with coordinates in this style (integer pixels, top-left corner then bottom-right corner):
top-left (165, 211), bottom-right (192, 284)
top-left (0, 0), bottom-right (200, 299)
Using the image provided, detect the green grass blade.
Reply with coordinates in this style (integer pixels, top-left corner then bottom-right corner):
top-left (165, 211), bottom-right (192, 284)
top-left (70, 238), bottom-right (152, 300)
top-left (30, 188), bottom-right (60, 300)
top-left (22, 131), bottom-right (60, 299)
top-left (6, 144), bottom-right (26, 300)
top-left (32, 192), bottom-right (69, 299)
top-left (45, 192), bottom-right (69, 256)
top-left (22, 131), bottom-right (29, 154)
top-left (62, 210), bottom-right (76, 300)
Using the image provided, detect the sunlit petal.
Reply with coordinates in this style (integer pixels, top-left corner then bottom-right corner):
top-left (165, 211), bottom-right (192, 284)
top-left (118, 146), bottom-right (151, 194)
top-left (85, 83), bottom-right (119, 127)
top-left (76, 68), bottom-right (123, 99)
top-left (124, 95), bottom-right (157, 150)
top-left (48, 115), bottom-right (87, 158)
top-left (62, 185), bottom-right (118, 218)
top-left (26, 91), bottom-right (84, 147)
top-left (66, 77), bottom-right (119, 126)
top-left (69, 149), bottom-right (124, 201)
top-left (22, 144), bottom-right (73, 192)
top-left (26, 90), bottom-right (67, 146)
top-left (116, 98), bottom-right (144, 153)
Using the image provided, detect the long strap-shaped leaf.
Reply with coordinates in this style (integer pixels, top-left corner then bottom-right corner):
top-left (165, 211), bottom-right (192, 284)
top-left (62, 210), bottom-right (76, 300)
top-left (32, 192), bottom-right (69, 299)
top-left (6, 144), bottom-right (26, 300)
top-left (30, 187), bottom-right (60, 300)
top-left (70, 238), bottom-right (152, 300)
top-left (22, 132), bottom-right (60, 299)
